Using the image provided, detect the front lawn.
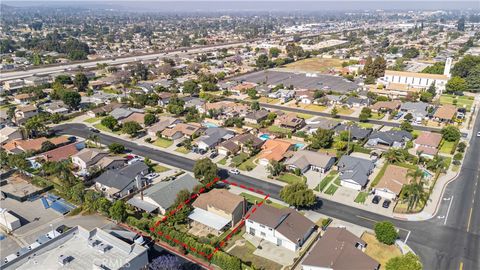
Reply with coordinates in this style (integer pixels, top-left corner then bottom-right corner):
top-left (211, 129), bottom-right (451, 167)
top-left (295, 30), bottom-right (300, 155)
top-left (369, 113), bottom-right (385, 120)
top-left (228, 241), bottom-right (283, 270)
top-left (238, 155), bottom-right (257, 171)
top-left (153, 164), bottom-right (170, 173)
top-left (84, 116), bottom-right (104, 123)
top-left (218, 157), bottom-right (228, 165)
top-left (93, 123), bottom-right (122, 135)
top-left (267, 125), bottom-right (292, 135)
top-left (324, 185), bottom-right (339, 195)
top-left (296, 112), bottom-right (314, 119)
top-left (370, 163), bottom-right (388, 188)
top-left (354, 192), bottom-right (369, 204)
top-left (258, 97), bottom-right (279, 104)
top-left (439, 140), bottom-right (457, 154)
top-left (358, 122), bottom-right (374, 129)
top-left (153, 138), bottom-right (173, 148)
top-left (231, 153), bottom-right (249, 167)
top-left (440, 95), bottom-right (474, 111)
top-left (240, 193), bottom-right (286, 209)
top-left (277, 173), bottom-right (306, 184)
top-left (336, 107), bottom-right (354, 115)
top-left (175, 146), bottom-right (190, 154)
top-left (316, 170), bottom-right (338, 192)
top-left (305, 104), bottom-right (327, 112)
top-left (361, 232), bottom-right (402, 269)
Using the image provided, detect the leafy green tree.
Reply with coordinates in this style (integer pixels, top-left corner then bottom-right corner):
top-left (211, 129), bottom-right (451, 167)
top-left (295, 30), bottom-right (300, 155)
top-left (400, 121), bottom-right (413, 132)
top-left (374, 221), bottom-right (398, 245)
top-left (55, 74), bottom-right (73, 85)
top-left (121, 121), bottom-right (142, 137)
top-left (256, 54), bottom-right (270, 69)
top-left (309, 128), bottom-right (334, 149)
top-left (95, 197), bottom-right (112, 214)
top-left (101, 116), bottom-right (118, 130)
top-left (330, 106), bottom-right (338, 118)
top-left (251, 101), bottom-right (260, 111)
top-left (40, 141), bottom-right (56, 152)
top-left (73, 73), bottom-right (89, 91)
top-left (441, 126), bottom-right (460, 142)
top-left (427, 83), bottom-right (437, 96)
top-left (144, 113), bottom-right (157, 126)
top-left (404, 113), bottom-right (413, 122)
top-left (69, 182), bottom-right (85, 204)
top-left (386, 253), bottom-right (422, 270)
top-left (166, 96), bottom-right (185, 115)
top-left (62, 91), bottom-right (81, 110)
top-left (182, 80), bottom-right (199, 96)
top-left (24, 116), bottom-right (48, 138)
top-left (269, 47), bottom-right (281, 57)
top-left (193, 158), bottom-right (218, 185)
top-left (109, 200), bottom-right (127, 222)
top-left (267, 160), bottom-right (285, 177)
top-left (421, 62), bottom-right (444, 74)
top-left (247, 88), bottom-right (258, 99)
top-left (108, 143), bottom-right (125, 154)
top-left (280, 182), bottom-right (316, 208)
top-left (446, 76), bottom-right (467, 93)
top-left (451, 55), bottom-right (480, 78)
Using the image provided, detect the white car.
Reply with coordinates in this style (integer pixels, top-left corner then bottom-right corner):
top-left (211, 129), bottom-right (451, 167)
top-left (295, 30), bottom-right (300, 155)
top-left (229, 169), bottom-right (240, 175)
top-left (477, 131), bottom-right (480, 137)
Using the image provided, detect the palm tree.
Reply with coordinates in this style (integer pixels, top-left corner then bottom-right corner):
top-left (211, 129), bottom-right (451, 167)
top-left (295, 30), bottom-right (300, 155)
top-left (88, 134), bottom-right (99, 147)
top-left (408, 168), bottom-right (424, 184)
top-left (384, 148), bottom-right (405, 164)
top-left (402, 182), bottom-right (428, 211)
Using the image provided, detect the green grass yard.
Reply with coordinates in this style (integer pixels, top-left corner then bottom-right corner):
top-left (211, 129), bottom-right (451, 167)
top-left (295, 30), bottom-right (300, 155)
top-left (336, 107), bottom-right (354, 115)
top-left (84, 116), bottom-right (104, 123)
top-left (354, 192), bottom-right (369, 204)
top-left (369, 113), bottom-right (385, 120)
top-left (238, 155), bottom-right (257, 171)
top-left (228, 241), bottom-right (283, 270)
top-left (440, 95), bottom-right (474, 111)
top-left (153, 138), bottom-right (173, 148)
top-left (277, 173), bottom-right (306, 184)
top-left (267, 125), bottom-right (292, 135)
top-left (231, 153), bottom-right (249, 167)
top-left (93, 123), bottom-right (122, 135)
top-left (358, 122), bottom-right (374, 129)
top-left (153, 164), bottom-right (170, 173)
top-left (240, 193), bottom-right (286, 209)
top-left (324, 185), bottom-right (339, 195)
top-left (439, 140), bottom-right (457, 154)
top-left (175, 146), bottom-right (190, 154)
top-left (218, 157), bottom-right (227, 165)
top-left (316, 170), bottom-right (338, 192)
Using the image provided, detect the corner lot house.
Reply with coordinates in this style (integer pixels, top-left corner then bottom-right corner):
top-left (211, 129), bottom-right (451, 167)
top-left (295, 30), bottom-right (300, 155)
top-left (302, 227), bottom-right (379, 270)
top-left (337, 155), bottom-right (375, 190)
top-left (257, 139), bottom-right (293, 166)
top-left (374, 165), bottom-right (410, 200)
top-left (244, 110), bottom-right (269, 125)
top-left (127, 174), bottom-right (198, 214)
top-left (366, 130), bottom-right (412, 149)
top-left (246, 204), bottom-right (316, 251)
top-left (370, 101), bottom-right (401, 113)
top-left (161, 123), bottom-right (203, 140)
top-left (414, 131), bottom-right (442, 158)
top-left (196, 127), bottom-right (234, 151)
top-left (188, 189), bottom-right (245, 235)
top-left (285, 150), bottom-right (336, 173)
top-left (433, 104), bottom-right (457, 123)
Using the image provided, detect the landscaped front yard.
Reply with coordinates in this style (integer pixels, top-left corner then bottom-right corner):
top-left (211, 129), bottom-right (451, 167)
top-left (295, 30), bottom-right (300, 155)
top-left (228, 241), bottom-right (283, 270)
top-left (304, 104), bottom-right (328, 112)
top-left (153, 164), bottom-right (170, 173)
top-left (93, 123), bottom-right (122, 135)
top-left (175, 146), bottom-right (190, 154)
top-left (84, 116), bottom-right (104, 123)
top-left (369, 113), bottom-right (385, 120)
top-left (240, 193), bottom-right (286, 209)
top-left (336, 106), bottom-right (354, 115)
top-left (153, 138), bottom-right (173, 148)
top-left (361, 232), bottom-right (402, 270)
top-left (258, 97), bottom-right (280, 104)
top-left (277, 173), bottom-right (306, 184)
top-left (316, 170), bottom-right (338, 192)
top-left (439, 140), bottom-right (457, 154)
top-left (238, 155), bottom-right (257, 171)
top-left (267, 125), bottom-right (292, 135)
top-left (440, 94), bottom-right (474, 111)
top-left (354, 192), bottom-right (369, 203)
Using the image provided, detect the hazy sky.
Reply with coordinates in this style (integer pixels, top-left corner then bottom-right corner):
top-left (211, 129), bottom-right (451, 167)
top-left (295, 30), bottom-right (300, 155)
top-left (3, 1), bottom-right (479, 11)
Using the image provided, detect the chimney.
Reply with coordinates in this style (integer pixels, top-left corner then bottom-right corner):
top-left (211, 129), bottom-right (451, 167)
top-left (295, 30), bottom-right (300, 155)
top-left (140, 190), bottom-right (144, 201)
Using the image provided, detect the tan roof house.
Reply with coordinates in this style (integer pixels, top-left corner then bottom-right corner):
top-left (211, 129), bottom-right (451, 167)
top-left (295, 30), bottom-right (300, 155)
top-left (414, 132), bottom-right (442, 158)
top-left (373, 165), bottom-right (410, 200)
top-left (257, 139), bottom-right (293, 166)
top-left (370, 101), bottom-right (401, 112)
top-left (188, 189), bottom-right (246, 235)
top-left (161, 123), bottom-right (203, 140)
top-left (433, 105), bottom-right (456, 122)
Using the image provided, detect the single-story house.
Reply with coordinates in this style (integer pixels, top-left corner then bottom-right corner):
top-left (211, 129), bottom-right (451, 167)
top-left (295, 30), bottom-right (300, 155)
top-left (2, 136), bottom-right (71, 154)
top-left (161, 123), bottom-right (203, 140)
top-left (370, 101), bottom-right (401, 113)
top-left (33, 141), bottom-right (85, 163)
top-left (244, 110), bottom-right (269, 125)
top-left (274, 113), bottom-right (306, 130)
top-left (94, 161), bottom-right (149, 199)
top-left (400, 102), bottom-right (429, 122)
top-left (373, 165), bottom-right (410, 200)
top-left (147, 117), bottom-right (182, 138)
top-left (285, 150), bottom-right (336, 174)
top-left (246, 204), bottom-right (316, 251)
top-left (344, 96), bottom-right (370, 108)
top-left (337, 155), bottom-right (375, 190)
top-left (217, 133), bottom-right (264, 156)
top-left (433, 104), bottom-right (456, 123)
top-left (87, 102), bottom-right (125, 117)
top-left (334, 124), bottom-right (372, 141)
top-left (72, 148), bottom-right (126, 173)
top-left (196, 127), bottom-right (235, 151)
top-left (127, 174), bottom-right (198, 214)
top-left (303, 118), bottom-right (339, 134)
top-left (42, 101), bottom-right (70, 115)
top-left (257, 139), bottom-right (293, 166)
top-left (189, 189), bottom-right (246, 235)
top-left (0, 126), bottom-right (23, 145)
top-left (302, 227), bottom-right (379, 270)
top-left (119, 112), bottom-right (146, 126)
top-left (366, 130), bottom-right (413, 149)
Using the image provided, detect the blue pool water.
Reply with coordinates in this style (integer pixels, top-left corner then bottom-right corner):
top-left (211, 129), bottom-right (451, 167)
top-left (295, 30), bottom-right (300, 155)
top-left (423, 170), bottom-right (433, 178)
top-left (259, 134), bottom-right (271, 140)
top-left (203, 122), bottom-right (218, 128)
top-left (294, 143), bottom-right (305, 149)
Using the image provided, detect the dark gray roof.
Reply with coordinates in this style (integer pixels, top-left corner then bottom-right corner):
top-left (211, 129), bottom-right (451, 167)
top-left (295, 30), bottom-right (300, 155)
top-left (345, 96), bottom-right (370, 106)
top-left (334, 124), bottom-right (372, 140)
top-left (337, 156), bottom-right (375, 186)
top-left (368, 130), bottom-right (413, 145)
top-left (142, 174), bottom-right (198, 209)
top-left (95, 161), bottom-right (149, 190)
top-left (245, 110), bottom-right (269, 120)
top-left (198, 127), bottom-right (234, 147)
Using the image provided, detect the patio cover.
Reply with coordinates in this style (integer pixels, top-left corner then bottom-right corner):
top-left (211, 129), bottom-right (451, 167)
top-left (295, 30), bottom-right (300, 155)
top-left (188, 208), bottom-right (231, 231)
top-left (127, 197), bottom-right (158, 213)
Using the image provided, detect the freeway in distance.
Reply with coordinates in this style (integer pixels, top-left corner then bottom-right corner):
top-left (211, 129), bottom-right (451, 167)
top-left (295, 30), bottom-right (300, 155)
top-left (53, 123), bottom-right (480, 270)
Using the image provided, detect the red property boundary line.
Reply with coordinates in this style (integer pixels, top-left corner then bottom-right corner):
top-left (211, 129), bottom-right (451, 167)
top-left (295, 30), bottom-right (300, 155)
top-left (149, 177), bottom-right (270, 261)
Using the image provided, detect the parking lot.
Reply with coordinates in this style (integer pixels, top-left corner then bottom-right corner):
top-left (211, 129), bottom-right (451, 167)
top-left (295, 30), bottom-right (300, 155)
top-left (232, 70), bottom-right (360, 93)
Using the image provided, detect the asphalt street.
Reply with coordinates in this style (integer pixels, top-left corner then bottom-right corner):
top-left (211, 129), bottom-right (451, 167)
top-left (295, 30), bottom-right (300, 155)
top-left (54, 122), bottom-right (480, 270)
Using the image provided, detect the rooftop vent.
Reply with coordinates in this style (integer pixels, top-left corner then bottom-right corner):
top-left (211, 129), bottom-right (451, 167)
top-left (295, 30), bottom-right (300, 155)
top-left (97, 243), bottom-right (111, 253)
top-left (88, 239), bottom-right (100, 248)
top-left (58, 255), bottom-right (72, 266)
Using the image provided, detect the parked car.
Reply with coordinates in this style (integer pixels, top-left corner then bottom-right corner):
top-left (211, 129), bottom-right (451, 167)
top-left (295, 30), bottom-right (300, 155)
top-left (477, 131), bottom-right (480, 137)
top-left (209, 151), bottom-right (218, 159)
top-left (372, 195), bottom-right (381, 204)
top-left (229, 168), bottom-right (240, 175)
top-left (176, 142), bottom-right (184, 147)
top-left (89, 127), bottom-right (100, 133)
top-left (383, 199), bottom-right (391, 208)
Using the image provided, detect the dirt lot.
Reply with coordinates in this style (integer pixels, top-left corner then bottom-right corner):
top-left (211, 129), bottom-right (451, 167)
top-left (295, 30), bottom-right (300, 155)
top-left (281, 58), bottom-right (344, 73)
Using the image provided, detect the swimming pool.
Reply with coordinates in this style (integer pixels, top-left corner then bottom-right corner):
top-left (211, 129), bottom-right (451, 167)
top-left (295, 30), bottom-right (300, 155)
top-left (294, 143), bottom-right (305, 149)
top-left (259, 134), bottom-right (271, 141)
top-left (203, 122), bottom-right (218, 128)
top-left (423, 169), bottom-right (433, 178)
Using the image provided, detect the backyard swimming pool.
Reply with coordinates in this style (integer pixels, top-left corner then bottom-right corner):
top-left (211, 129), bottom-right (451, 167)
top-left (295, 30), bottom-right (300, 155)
top-left (259, 134), bottom-right (271, 141)
top-left (203, 122), bottom-right (218, 128)
top-left (294, 143), bottom-right (305, 149)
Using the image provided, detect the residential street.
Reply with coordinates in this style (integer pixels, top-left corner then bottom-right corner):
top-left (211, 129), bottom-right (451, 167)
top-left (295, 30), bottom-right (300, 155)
top-left (53, 122), bottom-right (480, 270)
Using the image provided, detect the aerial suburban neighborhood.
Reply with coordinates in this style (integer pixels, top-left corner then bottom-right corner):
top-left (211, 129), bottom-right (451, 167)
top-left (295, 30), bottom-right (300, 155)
top-left (0, 1), bottom-right (479, 270)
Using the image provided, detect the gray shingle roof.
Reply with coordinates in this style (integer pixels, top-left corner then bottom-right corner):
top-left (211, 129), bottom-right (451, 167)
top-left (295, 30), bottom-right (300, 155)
top-left (142, 174), bottom-right (199, 210)
top-left (368, 130), bottom-right (413, 145)
top-left (198, 128), bottom-right (234, 147)
top-left (334, 124), bottom-right (372, 140)
top-left (337, 156), bottom-right (375, 186)
top-left (95, 161), bottom-right (149, 190)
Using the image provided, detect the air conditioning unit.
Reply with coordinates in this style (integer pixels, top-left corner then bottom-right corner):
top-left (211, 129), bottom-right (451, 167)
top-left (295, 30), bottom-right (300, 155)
top-left (58, 255), bottom-right (72, 265)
